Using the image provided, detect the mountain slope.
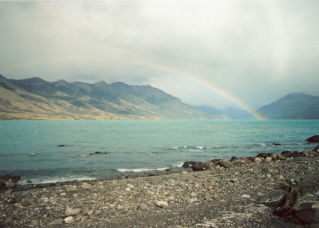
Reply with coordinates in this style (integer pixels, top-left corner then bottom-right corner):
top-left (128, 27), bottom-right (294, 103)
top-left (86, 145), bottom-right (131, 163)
top-left (258, 92), bottom-right (319, 119)
top-left (0, 75), bottom-right (224, 120)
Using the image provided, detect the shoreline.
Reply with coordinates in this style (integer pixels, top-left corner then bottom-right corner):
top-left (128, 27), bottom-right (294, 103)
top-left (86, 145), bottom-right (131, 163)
top-left (1, 149), bottom-right (319, 227)
top-left (10, 149), bottom-right (319, 190)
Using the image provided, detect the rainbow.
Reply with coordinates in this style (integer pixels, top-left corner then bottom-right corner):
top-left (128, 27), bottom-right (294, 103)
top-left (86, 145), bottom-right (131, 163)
top-left (118, 58), bottom-right (267, 121)
top-left (4, 56), bottom-right (266, 120)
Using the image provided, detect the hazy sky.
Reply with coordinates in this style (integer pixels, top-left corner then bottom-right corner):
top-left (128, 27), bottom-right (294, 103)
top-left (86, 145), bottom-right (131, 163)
top-left (1, 0), bottom-right (318, 109)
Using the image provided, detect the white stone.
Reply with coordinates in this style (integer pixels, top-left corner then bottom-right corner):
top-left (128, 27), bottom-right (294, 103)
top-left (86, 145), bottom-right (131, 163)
top-left (65, 207), bottom-right (80, 216)
top-left (64, 216), bottom-right (74, 224)
top-left (241, 194), bottom-right (251, 199)
top-left (156, 200), bottom-right (168, 208)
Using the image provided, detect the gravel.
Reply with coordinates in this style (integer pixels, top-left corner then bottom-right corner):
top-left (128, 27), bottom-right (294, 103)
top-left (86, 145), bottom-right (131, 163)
top-left (1, 155), bottom-right (319, 227)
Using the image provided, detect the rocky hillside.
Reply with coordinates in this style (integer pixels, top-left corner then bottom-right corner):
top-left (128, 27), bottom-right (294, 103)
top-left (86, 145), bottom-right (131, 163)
top-left (0, 75), bottom-right (224, 120)
top-left (258, 92), bottom-right (319, 119)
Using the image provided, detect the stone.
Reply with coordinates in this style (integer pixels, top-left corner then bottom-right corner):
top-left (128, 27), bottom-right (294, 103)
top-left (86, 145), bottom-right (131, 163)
top-left (257, 153), bottom-right (267, 158)
top-left (306, 135), bottom-right (319, 143)
top-left (156, 200), bottom-right (168, 208)
top-left (89, 151), bottom-right (109, 156)
top-left (49, 218), bottom-right (63, 225)
top-left (192, 161), bottom-right (213, 171)
top-left (64, 216), bottom-right (74, 224)
top-left (254, 157), bottom-right (262, 163)
top-left (87, 210), bottom-right (93, 215)
top-left (273, 143), bottom-right (281, 146)
top-left (182, 161), bottom-right (196, 168)
top-left (81, 182), bottom-right (92, 189)
top-left (313, 145), bottom-right (319, 152)
top-left (75, 215), bottom-right (86, 221)
top-left (271, 154), bottom-right (278, 160)
top-left (190, 192), bottom-right (197, 197)
top-left (138, 203), bottom-right (148, 210)
top-left (230, 156), bottom-right (238, 162)
top-left (216, 160), bottom-right (233, 168)
top-left (265, 156), bottom-right (272, 162)
top-left (184, 161), bottom-right (215, 171)
top-left (0, 174), bottom-right (21, 190)
top-left (187, 198), bottom-right (198, 204)
top-left (41, 197), bottom-right (49, 203)
top-left (21, 200), bottom-right (31, 207)
top-left (281, 151), bottom-right (292, 157)
top-left (277, 154), bottom-right (286, 160)
top-left (127, 183), bottom-right (134, 189)
top-left (65, 207), bottom-right (80, 216)
top-left (241, 194), bottom-right (251, 199)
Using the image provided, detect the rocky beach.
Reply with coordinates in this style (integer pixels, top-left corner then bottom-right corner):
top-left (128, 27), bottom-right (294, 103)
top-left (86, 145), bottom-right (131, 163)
top-left (0, 151), bottom-right (319, 227)
top-left (1, 146), bottom-right (319, 227)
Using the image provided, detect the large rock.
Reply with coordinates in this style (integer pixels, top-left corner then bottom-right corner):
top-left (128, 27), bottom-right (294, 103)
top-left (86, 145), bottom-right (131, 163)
top-left (89, 151), bottom-right (109, 156)
top-left (0, 174), bottom-right (21, 190)
top-left (182, 161), bottom-right (196, 169)
top-left (306, 135), bottom-right (319, 143)
top-left (277, 154), bottom-right (286, 160)
top-left (192, 162), bottom-right (213, 171)
top-left (182, 161), bottom-right (212, 171)
top-left (215, 160), bottom-right (233, 168)
top-left (281, 151), bottom-right (292, 157)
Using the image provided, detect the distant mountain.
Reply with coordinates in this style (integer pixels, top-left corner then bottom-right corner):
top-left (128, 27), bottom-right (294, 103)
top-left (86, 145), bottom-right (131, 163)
top-left (258, 92), bottom-right (319, 119)
top-left (193, 105), bottom-right (253, 119)
top-left (0, 75), bottom-right (225, 120)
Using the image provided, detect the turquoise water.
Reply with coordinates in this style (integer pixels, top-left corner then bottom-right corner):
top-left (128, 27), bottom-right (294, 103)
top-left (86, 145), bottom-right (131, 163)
top-left (0, 120), bottom-right (318, 184)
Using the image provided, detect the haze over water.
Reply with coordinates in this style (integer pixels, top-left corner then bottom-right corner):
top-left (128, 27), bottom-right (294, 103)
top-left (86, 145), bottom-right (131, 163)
top-left (0, 120), bottom-right (318, 185)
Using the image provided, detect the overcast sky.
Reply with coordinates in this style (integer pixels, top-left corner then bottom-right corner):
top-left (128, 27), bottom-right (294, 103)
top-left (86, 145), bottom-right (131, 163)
top-left (0, 0), bottom-right (318, 109)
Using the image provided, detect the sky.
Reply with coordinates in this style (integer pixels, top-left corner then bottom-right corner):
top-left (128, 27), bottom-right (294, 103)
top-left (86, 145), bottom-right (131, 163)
top-left (0, 0), bottom-right (318, 109)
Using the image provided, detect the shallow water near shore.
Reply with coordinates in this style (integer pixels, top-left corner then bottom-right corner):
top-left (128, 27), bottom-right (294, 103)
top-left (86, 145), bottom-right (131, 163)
top-left (0, 120), bottom-right (318, 184)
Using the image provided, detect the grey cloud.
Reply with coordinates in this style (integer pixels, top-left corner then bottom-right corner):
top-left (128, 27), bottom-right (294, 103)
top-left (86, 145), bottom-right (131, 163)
top-left (0, 0), bottom-right (318, 109)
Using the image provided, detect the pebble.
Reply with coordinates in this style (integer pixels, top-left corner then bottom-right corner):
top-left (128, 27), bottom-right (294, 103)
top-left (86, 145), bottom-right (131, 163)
top-left (65, 207), bottom-right (80, 216)
top-left (81, 182), bottom-right (92, 189)
top-left (138, 203), bottom-right (148, 210)
top-left (64, 216), bottom-right (74, 224)
top-left (241, 194), bottom-right (251, 199)
top-left (41, 197), bottom-right (49, 203)
top-left (156, 200), bottom-right (168, 208)
top-left (21, 200), bottom-right (31, 207)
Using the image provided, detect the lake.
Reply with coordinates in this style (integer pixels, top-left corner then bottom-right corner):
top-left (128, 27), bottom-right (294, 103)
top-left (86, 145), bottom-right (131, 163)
top-left (0, 120), bottom-right (318, 184)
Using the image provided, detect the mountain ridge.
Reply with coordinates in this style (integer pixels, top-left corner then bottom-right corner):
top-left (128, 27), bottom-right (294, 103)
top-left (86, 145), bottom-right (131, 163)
top-left (0, 75), bottom-right (227, 120)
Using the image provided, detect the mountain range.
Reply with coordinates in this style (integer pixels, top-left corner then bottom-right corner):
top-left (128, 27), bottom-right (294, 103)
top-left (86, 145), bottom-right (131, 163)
top-left (1, 75), bottom-right (318, 120)
top-left (0, 75), bottom-right (227, 120)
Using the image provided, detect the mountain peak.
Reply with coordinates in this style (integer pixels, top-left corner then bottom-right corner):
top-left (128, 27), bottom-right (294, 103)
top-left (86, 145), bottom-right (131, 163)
top-left (258, 92), bottom-right (319, 119)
